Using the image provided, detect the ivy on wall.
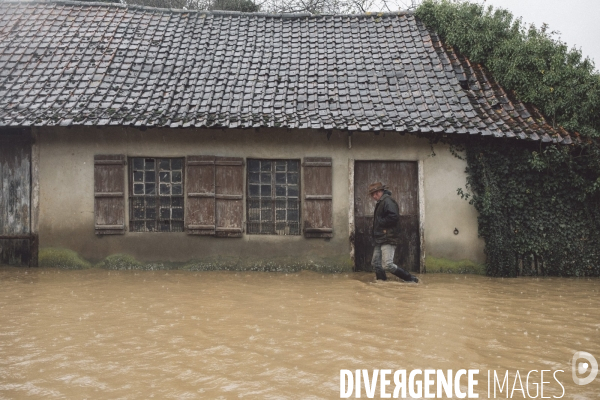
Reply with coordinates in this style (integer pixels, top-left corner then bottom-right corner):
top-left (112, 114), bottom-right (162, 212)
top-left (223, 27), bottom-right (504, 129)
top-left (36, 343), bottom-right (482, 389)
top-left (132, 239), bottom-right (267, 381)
top-left (454, 138), bottom-right (600, 277)
top-left (416, 1), bottom-right (600, 276)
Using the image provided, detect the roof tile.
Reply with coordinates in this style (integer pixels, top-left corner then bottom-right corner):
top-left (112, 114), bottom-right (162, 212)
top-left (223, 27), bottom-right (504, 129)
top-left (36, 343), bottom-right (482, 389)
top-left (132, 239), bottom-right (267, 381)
top-left (0, 1), bottom-right (571, 143)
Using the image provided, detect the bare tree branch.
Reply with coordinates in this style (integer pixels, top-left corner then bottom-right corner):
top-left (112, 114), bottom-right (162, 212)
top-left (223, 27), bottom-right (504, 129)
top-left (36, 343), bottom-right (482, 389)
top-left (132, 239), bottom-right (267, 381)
top-left (122, 0), bottom-right (421, 14)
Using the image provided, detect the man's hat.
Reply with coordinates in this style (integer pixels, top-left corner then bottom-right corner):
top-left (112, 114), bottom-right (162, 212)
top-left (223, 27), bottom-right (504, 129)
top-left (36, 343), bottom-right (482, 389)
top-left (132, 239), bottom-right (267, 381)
top-left (368, 182), bottom-right (385, 194)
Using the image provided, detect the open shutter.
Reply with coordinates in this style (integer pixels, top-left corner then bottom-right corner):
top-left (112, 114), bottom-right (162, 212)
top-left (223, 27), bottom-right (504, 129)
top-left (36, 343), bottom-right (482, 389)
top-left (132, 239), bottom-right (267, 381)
top-left (186, 156), bottom-right (216, 235)
top-left (215, 157), bottom-right (244, 238)
top-left (94, 155), bottom-right (126, 235)
top-left (302, 157), bottom-right (333, 238)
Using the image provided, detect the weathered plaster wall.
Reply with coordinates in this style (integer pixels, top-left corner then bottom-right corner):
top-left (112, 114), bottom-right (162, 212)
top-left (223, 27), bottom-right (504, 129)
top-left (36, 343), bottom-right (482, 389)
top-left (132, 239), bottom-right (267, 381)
top-left (36, 127), bottom-right (484, 268)
top-left (349, 132), bottom-right (484, 264)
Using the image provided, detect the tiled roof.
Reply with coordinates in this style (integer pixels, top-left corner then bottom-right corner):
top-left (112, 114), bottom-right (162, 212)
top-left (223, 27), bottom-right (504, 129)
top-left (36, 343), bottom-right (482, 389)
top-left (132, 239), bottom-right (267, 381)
top-left (0, 1), bottom-right (572, 143)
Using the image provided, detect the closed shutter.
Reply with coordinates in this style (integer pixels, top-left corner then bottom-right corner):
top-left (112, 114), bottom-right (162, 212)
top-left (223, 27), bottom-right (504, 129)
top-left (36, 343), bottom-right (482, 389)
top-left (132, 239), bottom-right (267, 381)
top-left (215, 157), bottom-right (244, 237)
top-left (302, 157), bottom-right (333, 238)
top-left (186, 156), bottom-right (216, 235)
top-left (94, 155), bottom-right (126, 235)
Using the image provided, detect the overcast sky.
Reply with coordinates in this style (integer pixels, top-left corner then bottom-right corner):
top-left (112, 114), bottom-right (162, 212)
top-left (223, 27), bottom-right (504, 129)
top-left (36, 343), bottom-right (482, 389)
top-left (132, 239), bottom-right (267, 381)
top-left (476, 0), bottom-right (599, 67)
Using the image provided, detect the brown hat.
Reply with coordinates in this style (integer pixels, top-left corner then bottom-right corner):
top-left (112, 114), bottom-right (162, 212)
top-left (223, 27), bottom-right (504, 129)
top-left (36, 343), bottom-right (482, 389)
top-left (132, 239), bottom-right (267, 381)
top-left (368, 182), bottom-right (385, 194)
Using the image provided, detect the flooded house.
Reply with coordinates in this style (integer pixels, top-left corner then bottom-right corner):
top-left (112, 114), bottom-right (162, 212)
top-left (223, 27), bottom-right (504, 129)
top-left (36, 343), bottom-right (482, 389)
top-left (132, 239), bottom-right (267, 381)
top-left (0, 1), bottom-right (573, 272)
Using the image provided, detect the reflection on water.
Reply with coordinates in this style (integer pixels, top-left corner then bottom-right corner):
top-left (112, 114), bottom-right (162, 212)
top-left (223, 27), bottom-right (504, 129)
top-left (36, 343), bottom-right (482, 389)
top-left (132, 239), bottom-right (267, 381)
top-left (0, 268), bottom-right (598, 399)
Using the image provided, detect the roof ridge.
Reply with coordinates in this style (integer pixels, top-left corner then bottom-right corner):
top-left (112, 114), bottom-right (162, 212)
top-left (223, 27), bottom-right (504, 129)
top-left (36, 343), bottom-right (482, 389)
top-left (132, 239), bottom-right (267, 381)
top-left (3, 0), bottom-right (414, 18)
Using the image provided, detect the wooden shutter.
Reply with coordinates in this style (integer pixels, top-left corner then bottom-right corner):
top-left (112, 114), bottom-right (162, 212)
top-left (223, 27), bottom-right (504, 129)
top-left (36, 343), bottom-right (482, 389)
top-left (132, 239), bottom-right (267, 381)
top-left (186, 156), bottom-right (216, 235)
top-left (215, 157), bottom-right (244, 238)
top-left (302, 157), bottom-right (333, 238)
top-left (94, 155), bottom-right (126, 235)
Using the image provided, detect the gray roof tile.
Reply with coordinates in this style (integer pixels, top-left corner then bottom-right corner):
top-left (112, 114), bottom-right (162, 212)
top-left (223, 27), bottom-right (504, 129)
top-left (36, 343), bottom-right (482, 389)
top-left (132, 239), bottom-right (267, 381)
top-left (0, 1), bottom-right (571, 143)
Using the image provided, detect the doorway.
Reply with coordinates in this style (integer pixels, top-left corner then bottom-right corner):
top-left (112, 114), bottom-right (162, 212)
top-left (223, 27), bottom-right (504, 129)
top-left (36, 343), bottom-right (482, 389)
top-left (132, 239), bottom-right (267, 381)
top-left (353, 161), bottom-right (420, 272)
top-left (0, 131), bottom-right (34, 266)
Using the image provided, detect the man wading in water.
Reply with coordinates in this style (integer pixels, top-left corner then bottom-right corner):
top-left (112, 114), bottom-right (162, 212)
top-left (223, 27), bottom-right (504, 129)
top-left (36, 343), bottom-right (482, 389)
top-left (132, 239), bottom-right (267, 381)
top-left (369, 182), bottom-right (419, 283)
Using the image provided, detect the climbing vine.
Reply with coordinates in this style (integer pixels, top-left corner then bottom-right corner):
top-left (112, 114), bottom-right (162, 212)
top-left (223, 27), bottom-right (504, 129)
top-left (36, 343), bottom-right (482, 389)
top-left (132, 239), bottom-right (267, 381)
top-left (453, 138), bottom-right (600, 277)
top-left (417, 1), bottom-right (600, 276)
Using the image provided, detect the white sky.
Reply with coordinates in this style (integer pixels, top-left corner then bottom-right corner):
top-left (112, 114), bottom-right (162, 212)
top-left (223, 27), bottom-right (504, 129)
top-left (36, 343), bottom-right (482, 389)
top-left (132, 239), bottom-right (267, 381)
top-left (387, 0), bottom-right (599, 69)
top-left (476, 0), bottom-right (599, 67)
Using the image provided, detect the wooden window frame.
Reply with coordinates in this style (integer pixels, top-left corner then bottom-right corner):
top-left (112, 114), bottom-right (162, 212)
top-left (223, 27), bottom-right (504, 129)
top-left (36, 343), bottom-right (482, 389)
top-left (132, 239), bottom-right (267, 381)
top-left (128, 157), bottom-right (185, 233)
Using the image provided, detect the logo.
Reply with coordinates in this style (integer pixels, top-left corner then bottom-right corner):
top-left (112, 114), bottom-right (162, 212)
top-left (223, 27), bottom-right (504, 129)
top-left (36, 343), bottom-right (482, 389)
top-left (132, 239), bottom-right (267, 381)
top-left (572, 351), bottom-right (598, 386)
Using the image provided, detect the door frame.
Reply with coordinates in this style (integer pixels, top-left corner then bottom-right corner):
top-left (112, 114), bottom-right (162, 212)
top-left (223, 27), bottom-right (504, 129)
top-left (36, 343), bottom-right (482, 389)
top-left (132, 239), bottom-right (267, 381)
top-left (348, 159), bottom-right (425, 273)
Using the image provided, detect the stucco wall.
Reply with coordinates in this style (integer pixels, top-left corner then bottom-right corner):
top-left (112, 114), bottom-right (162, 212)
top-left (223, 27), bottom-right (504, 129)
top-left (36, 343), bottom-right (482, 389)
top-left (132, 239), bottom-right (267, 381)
top-left (35, 126), bottom-right (485, 269)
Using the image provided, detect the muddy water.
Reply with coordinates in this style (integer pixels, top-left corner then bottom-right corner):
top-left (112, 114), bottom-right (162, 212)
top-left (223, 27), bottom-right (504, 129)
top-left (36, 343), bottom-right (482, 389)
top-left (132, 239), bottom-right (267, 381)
top-left (0, 268), bottom-right (598, 399)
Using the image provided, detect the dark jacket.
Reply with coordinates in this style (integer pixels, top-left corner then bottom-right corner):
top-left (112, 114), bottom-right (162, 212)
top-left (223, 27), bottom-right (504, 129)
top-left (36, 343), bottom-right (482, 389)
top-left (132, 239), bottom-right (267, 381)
top-left (372, 190), bottom-right (401, 245)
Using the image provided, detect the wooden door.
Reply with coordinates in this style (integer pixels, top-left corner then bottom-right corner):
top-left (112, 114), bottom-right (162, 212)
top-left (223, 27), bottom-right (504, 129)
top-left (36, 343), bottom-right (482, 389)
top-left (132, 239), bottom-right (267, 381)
top-left (0, 133), bottom-right (33, 266)
top-left (354, 161), bottom-right (420, 272)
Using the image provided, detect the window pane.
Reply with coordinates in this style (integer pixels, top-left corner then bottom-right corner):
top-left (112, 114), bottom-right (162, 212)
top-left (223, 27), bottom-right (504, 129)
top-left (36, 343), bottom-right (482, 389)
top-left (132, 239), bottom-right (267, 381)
top-left (172, 221), bottom-right (184, 232)
top-left (160, 208), bottom-right (170, 219)
top-left (275, 161), bottom-right (286, 171)
top-left (261, 208), bottom-right (273, 221)
top-left (261, 224), bottom-right (274, 234)
top-left (261, 185), bottom-right (271, 196)
top-left (288, 209), bottom-right (299, 221)
top-left (171, 159), bottom-right (182, 170)
top-left (261, 161), bottom-right (271, 171)
top-left (261, 199), bottom-right (272, 210)
top-left (172, 197), bottom-right (183, 207)
top-left (275, 185), bottom-right (286, 197)
top-left (159, 221), bottom-right (170, 232)
top-left (172, 171), bottom-right (182, 183)
top-left (172, 208), bottom-right (183, 220)
top-left (145, 171), bottom-right (155, 182)
top-left (248, 210), bottom-right (260, 221)
top-left (145, 183), bottom-right (155, 195)
top-left (288, 173), bottom-right (298, 184)
top-left (275, 173), bottom-right (286, 184)
top-left (160, 184), bottom-right (170, 195)
top-left (160, 196), bottom-right (170, 207)
top-left (159, 171), bottom-right (170, 182)
top-left (247, 159), bottom-right (259, 172)
top-left (133, 171), bottom-right (143, 182)
top-left (146, 207), bottom-right (156, 219)
top-left (276, 199), bottom-right (286, 209)
top-left (288, 160), bottom-right (299, 172)
top-left (276, 210), bottom-right (286, 220)
top-left (261, 173), bottom-right (271, 184)
top-left (133, 207), bottom-right (144, 219)
top-left (159, 159), bottom-right (170, 170)
top-left (249, 184), bottom-right (259, 197)
top-left (146, 197), bottom-right (156, 208)
top-left (133, 158), bottom-right (144, 170)
top-left (172, 185), bottom-right (182, 195)
top-left (288, 185), bottom-right (298, 197)
top-left (133, 184), bottom-right (144, 195)
top-left (146, 221), bottom-right (156, 231)
top-left (145, 158), bottom-right (155, 170)
top-left (249, 172), bottom-right (259, 183)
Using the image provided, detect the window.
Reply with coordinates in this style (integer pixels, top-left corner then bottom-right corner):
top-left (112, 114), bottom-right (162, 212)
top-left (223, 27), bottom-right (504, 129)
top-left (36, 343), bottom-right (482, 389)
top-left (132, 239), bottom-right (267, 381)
top-left (247, 159), bottom-right (300, 235)
top-left (129, 157), bottom-right (184, 232)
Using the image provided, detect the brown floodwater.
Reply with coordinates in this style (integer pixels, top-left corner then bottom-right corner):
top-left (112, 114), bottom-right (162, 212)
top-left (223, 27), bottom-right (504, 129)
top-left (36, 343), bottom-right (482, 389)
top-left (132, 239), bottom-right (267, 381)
top-left (0, 268), bottom-right (598, 399)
